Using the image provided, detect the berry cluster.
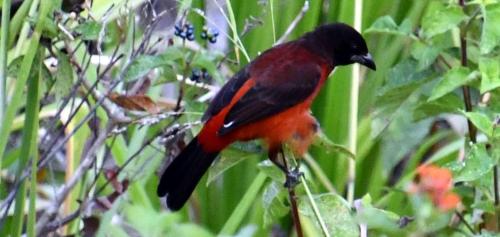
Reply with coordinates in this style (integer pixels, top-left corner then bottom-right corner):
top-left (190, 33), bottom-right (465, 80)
top-left (173, 22), bottom-right (220, 44)
top-left (190, 68), bottom-right (211, 82)
top-left (174, 23), bottom-right (195, 41)
top-left (201, 26), bottom-right (219, 44)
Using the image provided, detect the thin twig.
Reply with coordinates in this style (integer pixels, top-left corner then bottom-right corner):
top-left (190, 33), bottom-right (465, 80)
top-left (274, 0), bottom-right (309, 45)
top-left (455, 210), bottom-right (476, 235)
top-left (36, 122), bottom-right (115, 235)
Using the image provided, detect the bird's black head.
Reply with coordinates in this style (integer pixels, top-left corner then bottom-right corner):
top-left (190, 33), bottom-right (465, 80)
top-left (305, 23), bottom-right (376, 70)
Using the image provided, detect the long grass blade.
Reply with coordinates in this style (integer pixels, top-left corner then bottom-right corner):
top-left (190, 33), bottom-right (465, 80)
top-left (219, 172), bottom-right (267, 235)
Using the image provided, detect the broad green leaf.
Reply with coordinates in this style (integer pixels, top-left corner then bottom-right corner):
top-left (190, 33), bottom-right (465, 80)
top-left (479, 57), bottom-right (500, 93)
top-left (125, 204), bottom-right (181, 236)
top-left (207, 147), bottom-right (261, 185)
top-left (124, 55), bottom-right (163, 81)
top-left (261, 182), bottom-right (288, 226)
top-left (74, 21), bottom-right (103, 40)
top-left (448, 144), bottom-right (494, 182)
top-left (313, 130), bottom-right (354, 159)
top-left (365, 16), bottom-right (413, 37)
top-left (428, 67), bottom-right (475, 101)
top-left (356, 194), bottom-right (400, 232)
top-left (481, 3), bottom-right (500, 54)
top-left (377, 59), bottom-right (433, 106)
top-left (257, 160), bottom-right (284, 182)
top-left (410, 41), bottom-right (440, 71)
top-left (471, 200), bottom-right (496, 214)
top-left (413, 93), bottom-right (463, 120)
top-left (124, 47), bottom-right (183, 81)
top-left (299, 194), bottom-right (359, 237)
top-left (422, 4), bottom-right (467, 38)
top-left (55, 52), bottom-right (74, 99)
top-left (464, 112), bottom-right (493, 137)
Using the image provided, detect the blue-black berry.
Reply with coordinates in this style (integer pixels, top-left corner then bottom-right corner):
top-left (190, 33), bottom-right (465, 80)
top-left (201, 26), bottom-right (219, 44)
top-left (201, 68), bottom-right (211, 80)
top-left (190, 69), bottom-right (202, 82)
top-left (174, 22), bottom-right (195, 41)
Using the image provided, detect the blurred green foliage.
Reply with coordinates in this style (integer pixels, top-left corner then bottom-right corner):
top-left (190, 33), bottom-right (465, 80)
top-left (0, 0), bottom-right (499, 236)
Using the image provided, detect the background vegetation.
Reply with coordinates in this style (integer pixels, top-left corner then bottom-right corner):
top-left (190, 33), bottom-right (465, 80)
top-left (0, 0), bottom-right (499, 236)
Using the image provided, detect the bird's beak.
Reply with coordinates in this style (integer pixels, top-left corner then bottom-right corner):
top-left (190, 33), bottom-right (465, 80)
top-left (351, 53), bottom-right (376, 71)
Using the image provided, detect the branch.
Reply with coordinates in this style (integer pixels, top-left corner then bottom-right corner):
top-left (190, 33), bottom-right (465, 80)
top-left (274, 0), bottom-right (309, 45)
top-left (35, 122), bottom-right (115, 235)
top-left (280, 153), bottom-right (304, 237)
top-left (458, 0), bottom-right (477, 143)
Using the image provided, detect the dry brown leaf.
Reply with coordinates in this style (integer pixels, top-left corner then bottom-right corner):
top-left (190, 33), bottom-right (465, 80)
top-left (108, 92), bottom-right (160, 114)
top-left (156, 98), bottom-right (178, 111)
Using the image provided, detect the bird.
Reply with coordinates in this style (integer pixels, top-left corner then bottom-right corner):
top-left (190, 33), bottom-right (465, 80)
top-left (157, 23), bottom-right (376, 211)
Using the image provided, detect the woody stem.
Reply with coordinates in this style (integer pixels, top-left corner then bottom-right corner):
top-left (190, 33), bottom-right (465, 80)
top-left (280, 150), bottom-right (304, 237)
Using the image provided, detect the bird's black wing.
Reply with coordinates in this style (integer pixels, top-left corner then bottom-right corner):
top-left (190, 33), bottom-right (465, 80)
top-left (201, 66), bottom-right (251, 122)
top-left (218, 62), bottom-right (321, 136)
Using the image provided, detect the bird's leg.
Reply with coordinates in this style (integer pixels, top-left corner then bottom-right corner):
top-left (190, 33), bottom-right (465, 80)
top-left (269, 147), bottom-right (288, 173)
top-left (269, 146), bottom-right (303, 188)
top-left (273, 147), bottom-right (304, 237)
top-left (279, 149), bottom-right (303, 188)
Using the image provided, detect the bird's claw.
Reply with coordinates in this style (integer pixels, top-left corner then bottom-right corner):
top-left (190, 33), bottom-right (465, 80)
top-left (284, 167), bottom-right (303, 188)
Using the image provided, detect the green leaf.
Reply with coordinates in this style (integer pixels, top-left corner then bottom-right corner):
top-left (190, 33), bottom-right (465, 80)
top-left (464, 112), bottom-right (493, 137)
top-left (377, 59), bottom-right (433, 106)
top-left (191, 52), bottom-right (225, 83)
top-left (312, 130), bottom-right (355, 159)
top-left (481, 3), bottom-right (500, 54)
top-left (8, 56), bottom-right (53, 92)
top-left (74, 21), bottom-right (103, 40)
top-left (169, 224), bottom-right (215, 237)
top-left (422, 4), bottom-right (467, 38)
top-left (124, 47), bottom-right (184, 81)
top-left (124, 55), bottom-right (165, 81)
top-left (448, 144), bottom-right (495, 182)
top-left (299, 194), bottom-right (359, 237)
top-left (55, 52), bottom-right (74, 99)
top-left (365, 16), bottom-right (413, 37)
top-left (261, 182), bottom-right (288, 226)
top-left (207, 147), bottom-right (261, 185)
top-left (410, 41), bottom-right (440, 71)
top-left (356, 194), bottom-right (400, 232)
top-left (413, 93), bottom-right (463, 120)
top-left (479, 57), bottom-right (500, 93)
top-left (428, 67), bottom-right (475, 101)
top-left (427, 138), bottom-right (464, 164)
top-left (257, 160), bottom-right (284, 182)
top-left (471, 200), bottom-right (496, 214)
top-left (125, 204), bottom-right (181, 237)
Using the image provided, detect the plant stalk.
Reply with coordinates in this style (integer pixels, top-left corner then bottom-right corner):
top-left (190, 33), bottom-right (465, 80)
top-left (281, 154), bottom-right (304, 237)
top-left (458, 0), bottom-right (476, 144)
top-left (347, 0), bottom-right (363, 205)
top-left (0, 0), bottom-right (12, 166)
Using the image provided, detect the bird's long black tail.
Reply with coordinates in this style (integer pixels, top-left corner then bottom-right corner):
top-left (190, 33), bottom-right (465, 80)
top-left (157, 137), bottom-right (219, 211)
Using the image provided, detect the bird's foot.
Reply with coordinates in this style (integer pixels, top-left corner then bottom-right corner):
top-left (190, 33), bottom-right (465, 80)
top-left (284, 166), bottom-right (303, 188)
